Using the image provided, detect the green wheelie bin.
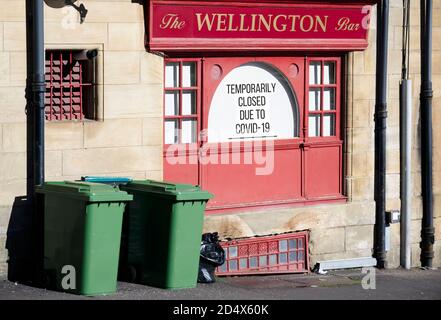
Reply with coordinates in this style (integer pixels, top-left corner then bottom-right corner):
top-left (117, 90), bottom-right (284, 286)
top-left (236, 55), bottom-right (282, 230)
top-left (119, 180), bottom-right (213, 289)
top-left (36, 181), bottom-right (133, 296)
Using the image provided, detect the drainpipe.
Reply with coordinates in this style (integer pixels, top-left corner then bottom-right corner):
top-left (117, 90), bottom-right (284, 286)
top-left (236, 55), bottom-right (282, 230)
top-left (25, 0), bottom-right (34, 201)
top-left (374, 0), bottom-right (389, 269)
top-left (400, 0), bottom-right (412, 270)
top-left (33, 0), bottom-right (45, 188)
top-left (28, 0), bottom-right (45, 286)
top-left (420, 0), bottom-right (434, 268)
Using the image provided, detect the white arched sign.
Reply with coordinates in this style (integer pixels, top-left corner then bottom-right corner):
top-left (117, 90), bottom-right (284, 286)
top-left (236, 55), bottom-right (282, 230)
top-left (208, 62), bottom-right (298, 143)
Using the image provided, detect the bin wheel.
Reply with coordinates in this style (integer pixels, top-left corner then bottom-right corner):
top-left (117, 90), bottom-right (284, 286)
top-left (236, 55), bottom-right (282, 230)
top-left (42, 270), bottom-right (55, 289)
top-left (127, 265), bottom-right (137, 282)
top-left (120, 265), bottom-right (137, 282)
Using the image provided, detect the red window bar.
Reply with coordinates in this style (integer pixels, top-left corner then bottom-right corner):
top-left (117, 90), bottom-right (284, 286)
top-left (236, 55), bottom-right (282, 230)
top-left (216, 232), bottom-right (309, 276)
top-left (45, 50), bottom-right (92, 121)
top-left (163, 59), bottom-right (201, 145)
top-left (305, 58), bottom-right (341, 139)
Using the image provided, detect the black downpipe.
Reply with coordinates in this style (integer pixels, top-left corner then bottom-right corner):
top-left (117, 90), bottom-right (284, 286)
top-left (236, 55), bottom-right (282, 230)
top-left (25, 1), bottom-right (34, 201)
top-left (374, 0), bottom-right (389, 269)
top-left (30, 0), bottom-right (45, 285)
top-left (420, 0), bottom-right (434, 268)
top-left (33, 0), bottom-right (45, 188)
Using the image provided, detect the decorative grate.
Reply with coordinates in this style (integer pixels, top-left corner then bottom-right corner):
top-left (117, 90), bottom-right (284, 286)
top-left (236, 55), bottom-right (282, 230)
top-left (216, 232), bottom-right (309, 276)
top-left (45, 50), bottom-right (93, 121)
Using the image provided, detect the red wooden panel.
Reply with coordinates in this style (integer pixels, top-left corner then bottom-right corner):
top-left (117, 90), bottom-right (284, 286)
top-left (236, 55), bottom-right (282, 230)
top-left (305, 144), bottom-right (342, 198)
top-left (203, 146), bottom-right (302, 209)
top-left (163, 162), bottom-right (199, 185)
top-left (163, 148), bottom-right (199, 185)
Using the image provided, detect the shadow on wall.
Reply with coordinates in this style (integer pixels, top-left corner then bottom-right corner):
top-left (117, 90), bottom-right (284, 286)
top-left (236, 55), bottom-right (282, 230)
top-left (44, 0), bottom-right (77, 8)
top-left (44, 0), bottom-right (144, 8)
top-left (5, 195), bottom-right (44, 287)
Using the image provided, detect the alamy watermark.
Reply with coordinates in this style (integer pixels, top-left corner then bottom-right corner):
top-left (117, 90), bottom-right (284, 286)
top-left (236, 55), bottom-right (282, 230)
top-left (61, 265), bottom-right (76, 290)
top-left (165, 129), bottom-right (275, 176)
top-left (361, 267), bottom-right (376, 290)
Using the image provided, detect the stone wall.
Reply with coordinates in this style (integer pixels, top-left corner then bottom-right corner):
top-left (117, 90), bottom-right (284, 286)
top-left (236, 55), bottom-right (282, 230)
top-left (384, 0), bottom-right (441, 267)
top-left (0, 0), bottom-right (163, 276)
top-left (0, 0), bottom-right (440, 276)
top-left (204, 0), bottom-right (441, 269)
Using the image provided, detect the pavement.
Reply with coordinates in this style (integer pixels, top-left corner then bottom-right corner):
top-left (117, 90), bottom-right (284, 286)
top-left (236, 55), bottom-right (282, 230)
top-left (0, 268), bottom-right (440, 300)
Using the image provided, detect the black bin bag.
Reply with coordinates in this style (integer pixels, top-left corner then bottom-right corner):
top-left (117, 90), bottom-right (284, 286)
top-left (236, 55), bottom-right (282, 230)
top-left (198, 232), bottom-right (226, 283)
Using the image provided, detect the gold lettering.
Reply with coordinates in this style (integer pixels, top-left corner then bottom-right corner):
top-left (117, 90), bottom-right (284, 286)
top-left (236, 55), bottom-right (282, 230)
top-left (250, 14), bottom-right (258, 31)
top-left (194, 12), bottom-right (331, 34)
top-left (258, 14), bottom-right (273, 32)
top-left (217, 13), bottom-right (228, 31)
top-left (239, 13), bottom-right (249, 31)
top-left (336, 17), bottom-right (349, 31)
top-left (288, 15), bottom-right (301, 31)
top-left (273, 15), bottom-right (287, 32)
top-left (314, 15), bottom-right (328, 32)
top-left (196, 13), bottom-right (216, 31)
top-left (228, 14), bottom-right (238, 31)
top-left (300, 15), bottom-right (314, 32)
top-left (336, 17), bottom-right (360, 31)
top-left (160, 14), bottom-right (185, 30)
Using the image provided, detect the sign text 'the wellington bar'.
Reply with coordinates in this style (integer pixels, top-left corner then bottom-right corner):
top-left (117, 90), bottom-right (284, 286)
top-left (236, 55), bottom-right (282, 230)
top-left (159, 12), bottom-right (367, 33)
top-left (148, 1), bottom-right (373, 51)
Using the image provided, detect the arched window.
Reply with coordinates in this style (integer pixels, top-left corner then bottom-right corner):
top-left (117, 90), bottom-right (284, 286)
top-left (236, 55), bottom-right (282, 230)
top-left (208, 62), bottom-right (300, 142)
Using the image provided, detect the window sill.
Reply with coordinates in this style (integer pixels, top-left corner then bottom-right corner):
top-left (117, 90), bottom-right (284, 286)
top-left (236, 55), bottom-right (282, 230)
top-left (205, 195), bottom-right (348, 215)
top-left (45, 118), bottom-right (98, 123)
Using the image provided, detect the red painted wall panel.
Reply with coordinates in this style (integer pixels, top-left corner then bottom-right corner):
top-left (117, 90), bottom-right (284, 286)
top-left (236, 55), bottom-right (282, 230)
top-left (203, 146), bottom-right (302, 209)
top-left (305, 144), bottom-right (342, 198)
top-left (163, 158), bottom-right (199, 185)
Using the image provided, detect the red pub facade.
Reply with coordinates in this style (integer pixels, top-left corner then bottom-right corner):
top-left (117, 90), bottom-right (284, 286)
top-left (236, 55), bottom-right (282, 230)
top-left (155, 0), bottom-right (374, 212)
top-left (151, 0), bottom-right (381, 272)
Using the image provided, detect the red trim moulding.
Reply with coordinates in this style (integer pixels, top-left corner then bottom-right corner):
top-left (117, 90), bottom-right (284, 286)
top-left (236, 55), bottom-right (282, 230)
top-left (206, 196), bottom-right (348, 214)
top-left (146, 0), bottom-right (377, 53)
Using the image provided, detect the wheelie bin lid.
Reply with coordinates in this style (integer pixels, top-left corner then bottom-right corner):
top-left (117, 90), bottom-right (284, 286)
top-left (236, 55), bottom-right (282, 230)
top-left (81, 176), bottom-right (133, 184)
top-left (121, 180), bottom-right (213, 201)
top-left (36, 181), bottom-right (134, 202)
